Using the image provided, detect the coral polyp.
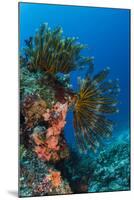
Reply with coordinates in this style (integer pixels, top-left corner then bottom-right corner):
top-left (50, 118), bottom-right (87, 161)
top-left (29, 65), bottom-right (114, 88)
top-left (21, 23), bottom-right (93, 74)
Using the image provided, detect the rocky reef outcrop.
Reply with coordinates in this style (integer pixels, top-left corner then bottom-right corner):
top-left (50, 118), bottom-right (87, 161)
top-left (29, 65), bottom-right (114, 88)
top-left (88, 132), bottom-right (130, 192)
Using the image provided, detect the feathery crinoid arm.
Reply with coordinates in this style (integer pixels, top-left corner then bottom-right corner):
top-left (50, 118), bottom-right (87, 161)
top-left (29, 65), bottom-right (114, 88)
top-left (73, 67), bottom-right (120, 153)
top-left (21, 23), bottom-right (93, 74)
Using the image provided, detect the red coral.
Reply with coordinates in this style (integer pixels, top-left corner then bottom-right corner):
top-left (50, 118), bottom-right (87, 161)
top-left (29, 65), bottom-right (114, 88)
top-left (50, 171), bottom-right (62, 188)
top-left (32, 102), bottom-right (70, 162)
top-left (46, 136), bottom-right (59, 150)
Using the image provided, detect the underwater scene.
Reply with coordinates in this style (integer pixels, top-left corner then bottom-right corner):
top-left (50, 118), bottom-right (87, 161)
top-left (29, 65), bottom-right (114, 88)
top-left (19, 3), bottom-right (130, 197)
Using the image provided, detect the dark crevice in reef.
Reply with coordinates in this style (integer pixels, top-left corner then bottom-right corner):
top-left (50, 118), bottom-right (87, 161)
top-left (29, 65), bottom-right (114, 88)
top-left (54, 151), bottom-right (91, 193)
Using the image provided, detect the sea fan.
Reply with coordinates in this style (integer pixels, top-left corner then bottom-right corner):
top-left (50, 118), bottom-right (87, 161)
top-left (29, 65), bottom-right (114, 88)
top-left (21, 23), bottom-right (93, 74)
top-left (73, 67), bottom-right (120, 152)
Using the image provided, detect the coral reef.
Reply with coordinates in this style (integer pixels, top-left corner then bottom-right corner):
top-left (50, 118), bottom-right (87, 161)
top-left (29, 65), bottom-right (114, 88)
top-left (88, 132), bottom-right (130, 192)
top-left (19, 149), bottom-right (72, 197)
top-left (20, 23), bottom-right (120, 153)
top-left (32, 101), bottom-right (70, 162)
top-left (54, 149), bottom-right (93, 193)
top-left (22, 96), bottom-right (47, 129)
top-left (19, 22), bottom-right (129, 198)
top-left (20, 67), bottom-right (56, 104)
top-left (20, 131), bottom-right (130, 196)
top-left (33, 169), bottom-right (72, 196)
top-left (54, 132), bottom-right (130, 194)
top-left (20, 62), bottom-right (72, 196)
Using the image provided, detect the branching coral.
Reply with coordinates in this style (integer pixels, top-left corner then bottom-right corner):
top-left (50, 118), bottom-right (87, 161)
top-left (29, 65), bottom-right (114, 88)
top-left (73, 67), bottom-right (120, 152)
top-left (32, 101), bottom-right (70, 162)
top-left (21, 23), bottom-right (93, 74)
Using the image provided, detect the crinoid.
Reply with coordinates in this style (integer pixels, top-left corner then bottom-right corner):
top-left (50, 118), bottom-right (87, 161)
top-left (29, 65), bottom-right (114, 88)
top-left (21, 23), bottom-right (93, 74)
top-left (20, 23), bottom-right (120, 154)
top-left (73, 67), bottom-right (120, 152)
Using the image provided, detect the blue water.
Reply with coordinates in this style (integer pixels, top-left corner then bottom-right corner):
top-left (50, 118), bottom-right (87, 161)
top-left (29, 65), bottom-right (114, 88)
top-left (19, 3), bottom-right (130, 148)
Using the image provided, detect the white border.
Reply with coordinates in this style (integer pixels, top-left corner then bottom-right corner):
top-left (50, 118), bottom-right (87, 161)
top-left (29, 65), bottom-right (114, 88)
top-left (0, 0), bottom-right (133, 199)
top-left (18, 0), bottom-right (134, 9)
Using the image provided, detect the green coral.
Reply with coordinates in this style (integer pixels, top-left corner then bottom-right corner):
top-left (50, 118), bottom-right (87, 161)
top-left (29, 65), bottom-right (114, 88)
top-left (20, 145), bottom-right (27, 164)
top-left (20, 67), bottom-right (56, 107)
